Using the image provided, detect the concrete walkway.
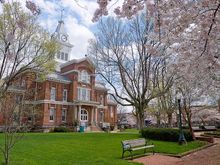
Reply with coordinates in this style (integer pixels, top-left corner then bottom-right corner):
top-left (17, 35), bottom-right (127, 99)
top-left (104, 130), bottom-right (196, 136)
top-left (133, 138), bottom-right (220, 165)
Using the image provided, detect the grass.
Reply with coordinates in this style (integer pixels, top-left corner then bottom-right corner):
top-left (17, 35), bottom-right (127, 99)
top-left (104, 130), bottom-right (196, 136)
top-left (122, 129), bottom-right (140, 133)
top-left (0, 133), bottom-right (207, 165)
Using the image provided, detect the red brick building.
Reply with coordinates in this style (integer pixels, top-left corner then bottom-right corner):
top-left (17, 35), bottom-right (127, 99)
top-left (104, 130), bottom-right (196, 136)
top-left (1, 19), bottom-right (117, 131)
top-left (27, 57), bottom-right (117, 131)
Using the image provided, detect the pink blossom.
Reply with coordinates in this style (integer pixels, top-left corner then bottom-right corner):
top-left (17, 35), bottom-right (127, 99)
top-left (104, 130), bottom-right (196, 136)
top-left (6, 32), bottom-right (14, 43)
top-left (26, 1), bottom-right (40, 15)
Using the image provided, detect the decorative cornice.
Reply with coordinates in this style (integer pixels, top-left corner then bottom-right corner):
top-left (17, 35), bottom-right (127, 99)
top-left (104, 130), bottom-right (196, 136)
top-left (61, 70), bottom-right (79, 75)
top-left (35, 78), bottom-right (71, 84)
top-left (25, 99), bottom-right (112, 108)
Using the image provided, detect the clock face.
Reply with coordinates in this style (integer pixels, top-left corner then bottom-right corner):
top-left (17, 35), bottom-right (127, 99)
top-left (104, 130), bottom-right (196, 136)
top-left (61, 35), bottom-right (67, 42)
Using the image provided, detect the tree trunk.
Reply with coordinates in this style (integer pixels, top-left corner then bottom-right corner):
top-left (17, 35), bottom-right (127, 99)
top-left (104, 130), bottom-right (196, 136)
top-left (4, 151), bottom-right (9, 165)
top-left (136, 112), bottom-right (145, 130)
top-left (156, 115), bottom-right (161, 127)
top-left (218, 98), bottom-right (220, 113)
top-left (4, 132), bottom-right (9, 165)
top-left (188, 119), bottom-right (196, 140)
top-left (167, 113), bottom-right (172, 127)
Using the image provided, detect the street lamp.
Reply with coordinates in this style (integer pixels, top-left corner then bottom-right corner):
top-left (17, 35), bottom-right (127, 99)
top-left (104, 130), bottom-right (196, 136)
top-left (176, 93), bottom-right (187, 145)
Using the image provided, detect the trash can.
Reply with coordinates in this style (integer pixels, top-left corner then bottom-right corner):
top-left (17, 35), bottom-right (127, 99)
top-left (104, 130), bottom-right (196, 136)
top-left (79, 126), bottom-right (84, 132)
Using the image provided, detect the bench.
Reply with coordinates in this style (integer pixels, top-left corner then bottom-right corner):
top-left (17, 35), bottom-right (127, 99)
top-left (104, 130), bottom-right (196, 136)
top-left (204, 126), bottom-right (217, 131)
top-left (121, 138), bottom-right (154, 159)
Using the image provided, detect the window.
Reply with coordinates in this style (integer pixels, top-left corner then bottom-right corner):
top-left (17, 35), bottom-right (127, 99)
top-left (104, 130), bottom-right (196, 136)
top-left (57, 51), bottom-right (60, 59)
top-left (61, 109), bottom-right (67, 122)
top-left (100, 95), bottom-right (104, 105)
top-left (51, 87), bottom-right (56, 100)
top-left (79, 70), bottom-right (90, 83)
top-left (100, 111), bottom-right (104, 122)
top-left (15, 95), bottom-right (22, 103)
top-left (65, 53), bottom-right (68, 61)
top-left (61, 52), bottom-right (64, 60)
top-left (63, 89), bottom-right (67, 101)
top-left (78, 88), bottom-right (90, 101)
top-left (80, 109), bottom-right (88, 121)
top-left (50, 108), bottom-right (55, 121)
top-left (110, 106), bottom-right (114, 118)
top-left (21, 79), bottom-right (26, 87)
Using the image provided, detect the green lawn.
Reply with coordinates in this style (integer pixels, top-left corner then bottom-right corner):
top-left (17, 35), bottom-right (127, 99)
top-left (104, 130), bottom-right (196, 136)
top-left (0, 133), bottom-right (207, 165)
top-left (122, 129), bottom-right (140, 133)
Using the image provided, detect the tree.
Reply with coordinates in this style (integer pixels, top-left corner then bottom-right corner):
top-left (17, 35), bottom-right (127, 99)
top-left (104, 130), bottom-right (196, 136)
top-left (93, 1), bottom-right (220, 81)
top-left (157, 88), bottom-right (176, 127)
top-left (89, 14), bottom-right (174, 129)
top-left (0, 93), bottom-right (25, 165)
top-left (0, 2), bottom-right (58, 164)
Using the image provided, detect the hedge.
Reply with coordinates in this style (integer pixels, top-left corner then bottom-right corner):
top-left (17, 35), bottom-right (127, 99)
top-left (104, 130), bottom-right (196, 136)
top-left (141, 128), bottom-right (193, 142)
top-left (53, 127), bottom-right (72, 132)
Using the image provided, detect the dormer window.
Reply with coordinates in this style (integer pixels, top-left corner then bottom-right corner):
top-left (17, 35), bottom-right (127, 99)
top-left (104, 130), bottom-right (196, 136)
top-left (79, 70), bottom-right (90, 83)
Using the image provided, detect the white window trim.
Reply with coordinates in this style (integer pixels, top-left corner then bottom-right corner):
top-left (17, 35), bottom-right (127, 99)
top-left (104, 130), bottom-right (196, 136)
top-left (80, 109), bottom-right (88, 121)
top-left (77, 87), bottom-right (91, 101)
top-left (61, 108), bottom-right (67, 122)
top-left (49, 107), bottom-right (55, 122)
top-left (63, 89), bottom-right (68, 102)
top-left (50, 87), bottom-right (56, 101)
top-left (79, 70), bottom-right (90, 84)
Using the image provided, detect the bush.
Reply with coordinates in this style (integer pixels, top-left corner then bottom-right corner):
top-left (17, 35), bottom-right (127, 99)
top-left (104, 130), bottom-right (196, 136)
top-left (53, 127), bottom-right (72, 132)
top-left (141, 128), bottom-right (193, 142)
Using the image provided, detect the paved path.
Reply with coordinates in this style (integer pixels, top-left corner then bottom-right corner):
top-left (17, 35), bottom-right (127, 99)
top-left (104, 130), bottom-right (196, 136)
top-left (133, 138), bottom-right (220, 165)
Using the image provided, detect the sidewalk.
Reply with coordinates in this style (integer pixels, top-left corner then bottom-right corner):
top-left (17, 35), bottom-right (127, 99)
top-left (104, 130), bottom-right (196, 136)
top-left (133, 138), bottom-right (220, 165)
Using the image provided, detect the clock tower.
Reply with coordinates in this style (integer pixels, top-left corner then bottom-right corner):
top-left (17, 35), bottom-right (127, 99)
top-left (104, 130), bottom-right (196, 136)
top-left (52, 17), bottom-right (73, 67)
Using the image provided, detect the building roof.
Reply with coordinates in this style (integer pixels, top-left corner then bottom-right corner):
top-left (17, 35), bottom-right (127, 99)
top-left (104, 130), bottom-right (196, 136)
top-left (60, 57), bottom-right (95, 69)
top-left (95, 82), bottom-right (108, 91)
top-left (55, 20), bottom-right (66, 34)
top-left (46, 72), bottom-right (71, 84)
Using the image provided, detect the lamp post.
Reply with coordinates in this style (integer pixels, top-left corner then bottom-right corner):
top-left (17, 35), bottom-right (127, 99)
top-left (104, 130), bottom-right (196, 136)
top-left (177, 93), bottom-right (187, 145)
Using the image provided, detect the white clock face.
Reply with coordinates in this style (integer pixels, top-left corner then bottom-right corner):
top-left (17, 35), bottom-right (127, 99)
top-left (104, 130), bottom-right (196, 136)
top-left (61, 35), bottom-right (67, 42)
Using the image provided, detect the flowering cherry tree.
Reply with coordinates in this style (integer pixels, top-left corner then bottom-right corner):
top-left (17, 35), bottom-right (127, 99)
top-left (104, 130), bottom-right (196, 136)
top-left (92, 0), bottom-right (220, 132)
top-left (93, 0), bottom-right (220, 73)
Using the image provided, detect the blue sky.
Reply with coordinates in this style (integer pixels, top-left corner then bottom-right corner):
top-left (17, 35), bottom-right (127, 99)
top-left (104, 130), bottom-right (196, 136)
top-left (0, 0), bottom-right (104, 58)
top-left (0, 0), bottom-right (124, 59)
top-left (16, 0), bottom-right (123, 59)
top-left (32, 0), bottom-right (99, 59)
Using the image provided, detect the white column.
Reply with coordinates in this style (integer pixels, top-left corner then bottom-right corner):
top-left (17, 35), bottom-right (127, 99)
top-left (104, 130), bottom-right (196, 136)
top-left (95, 108), bottom-right (98, 124)
top-left (74, 106), bottom-right (77, 120)
top-left (78, 105), bottom-right (81, 122)
top-left (91, 107), bottom-right (94, 125)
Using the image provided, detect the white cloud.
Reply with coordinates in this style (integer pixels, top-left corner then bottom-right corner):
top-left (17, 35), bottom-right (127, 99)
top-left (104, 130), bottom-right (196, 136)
top-left (65, 16), bottom-right (95, 59)
top-left (33, 0), bottom-right (97, 59)
top-left (1, 0), bottom-right (121, 59)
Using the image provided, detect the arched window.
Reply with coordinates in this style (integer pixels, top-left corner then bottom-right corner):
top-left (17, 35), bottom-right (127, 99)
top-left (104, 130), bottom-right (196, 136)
top-left (80, 109), bottom-right (88, 121)
top-left (80, 70), bottom-right (90, 83)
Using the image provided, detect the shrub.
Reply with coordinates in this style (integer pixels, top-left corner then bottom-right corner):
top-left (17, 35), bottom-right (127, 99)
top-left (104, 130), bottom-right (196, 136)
top-left (141, 128), bottom-right (193, 142)
top-left (53, 127), bottom-right (71, 132)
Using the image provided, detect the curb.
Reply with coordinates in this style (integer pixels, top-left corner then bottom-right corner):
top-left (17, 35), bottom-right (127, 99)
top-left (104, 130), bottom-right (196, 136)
top-left (201, 134), bottom-right (220, 138)
top-left (159, 142), bottom-right (217, 158)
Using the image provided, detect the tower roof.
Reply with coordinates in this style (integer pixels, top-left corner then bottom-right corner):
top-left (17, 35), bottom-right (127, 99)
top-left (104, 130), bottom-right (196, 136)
top-left (55, 20), bottom-right (67, 35)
